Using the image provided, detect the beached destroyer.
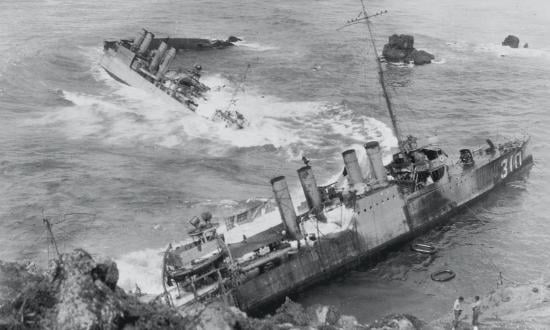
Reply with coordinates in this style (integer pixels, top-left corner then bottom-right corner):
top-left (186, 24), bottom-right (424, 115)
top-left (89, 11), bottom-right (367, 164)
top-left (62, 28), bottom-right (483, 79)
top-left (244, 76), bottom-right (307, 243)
top-left (100, 29), bottom-right (248, 129)
top-left (158, 6), bottom-right (533, 313)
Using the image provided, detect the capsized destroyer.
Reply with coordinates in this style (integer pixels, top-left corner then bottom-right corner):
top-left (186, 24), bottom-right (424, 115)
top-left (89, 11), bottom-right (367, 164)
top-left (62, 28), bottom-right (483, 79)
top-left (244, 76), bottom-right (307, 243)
top-left (157, 6), bottom-right (533, 313)
top-left (100, 29), bottom-right (248, 129)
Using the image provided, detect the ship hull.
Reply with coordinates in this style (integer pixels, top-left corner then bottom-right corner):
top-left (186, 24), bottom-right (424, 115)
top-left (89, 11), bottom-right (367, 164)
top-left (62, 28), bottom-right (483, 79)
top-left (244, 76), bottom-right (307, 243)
top-left (99, 49), bottom-right (191, 111)
top-left (234, 140), bottom-right (533, 313)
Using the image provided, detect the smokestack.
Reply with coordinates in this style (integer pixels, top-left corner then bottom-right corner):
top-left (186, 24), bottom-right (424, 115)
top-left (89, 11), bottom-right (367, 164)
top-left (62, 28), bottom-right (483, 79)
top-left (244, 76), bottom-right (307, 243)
top-left (364, 141), bottom-right (387, 184)
top-left (149, 41), bottom-right (168, 73)
top-left (342, 149), bottom-right (363, 185)
top-left (132, 29), bottom-right (147, 51)
top-left (271, 176), bottom-right (302, 240)
top-left (138, 32), bottom-right (154, 55)
top-left (297, 166), bottom-right (322, 212)
top-left (156, 47), bottom-right (176, 79)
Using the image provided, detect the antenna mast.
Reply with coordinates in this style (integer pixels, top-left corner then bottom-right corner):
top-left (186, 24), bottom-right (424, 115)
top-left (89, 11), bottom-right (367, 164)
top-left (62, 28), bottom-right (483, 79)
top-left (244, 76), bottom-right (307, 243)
top-left (43, 217), bottom-right (61, 259)
top-left (358, 0), bottom-right (405, 152)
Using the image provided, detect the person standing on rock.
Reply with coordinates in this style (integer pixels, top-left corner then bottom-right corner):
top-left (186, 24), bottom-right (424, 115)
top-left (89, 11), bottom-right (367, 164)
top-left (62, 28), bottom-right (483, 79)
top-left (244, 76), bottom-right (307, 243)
top-left (471, 296), bottom-right (481, 330)
top-left (452, 296), bottom-right (464, 330)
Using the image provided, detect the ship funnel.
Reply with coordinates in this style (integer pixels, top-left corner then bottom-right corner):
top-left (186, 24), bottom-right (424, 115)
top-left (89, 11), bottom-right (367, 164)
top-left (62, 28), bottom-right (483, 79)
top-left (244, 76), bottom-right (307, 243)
top-left (271, 176), bottom-right (302, 240)
top-left (132, 29), bottom-right (147, 51)
top-left (342, 149), bottom-right (363, 185)
top-left (364, 141), bottom-right (387, 184)
top-left (156, 47), bottom-right (176, 79)
top-left (138, 32), bottom-right (154, 55)
top-left (149, 41), bottom-right (168, 73)
top-left (297, 166), bottom-right (322, 213)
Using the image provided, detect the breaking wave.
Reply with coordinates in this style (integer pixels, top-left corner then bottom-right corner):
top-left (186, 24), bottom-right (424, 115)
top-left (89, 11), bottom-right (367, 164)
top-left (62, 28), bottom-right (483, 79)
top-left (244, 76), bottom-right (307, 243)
top-left (475, 43), bottom-right (550, 59)
top-left (237, 41), bottom-right (279, 52)
top-left (445, 40), bottom-right (550, 60)
top-left (25, 57), bottom-right (397, 158)
top-left (115, 247), bottom-right (166, 294)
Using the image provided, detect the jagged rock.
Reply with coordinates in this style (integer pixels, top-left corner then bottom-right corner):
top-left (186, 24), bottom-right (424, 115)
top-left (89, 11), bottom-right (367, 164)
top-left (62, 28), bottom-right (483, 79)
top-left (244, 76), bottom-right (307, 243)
top-left (227, 36), bottom-right (242, 43)
top-left (365, 314), bottom-right (422, 330)
top-left (54, 250), bottom-right (119, 329)
top-left (313, 304), bottom-right (341, 326)
top-left (502, 35), bottom-right (520, 48)
top-left (410, 49), bottom-right (435, 65)
top-left (0, 250), bottom-right (188, 329)
top-left (270, 297), bottom-right (312, 326)
top-left (94, 258), bottom-right (119, 291)
top-left (382, 34), bottom-right (434, 65)
top-left (208, 36), bottom-right (242, 49)
top-left (382, 46), bottom-right (409, 62)
top-left (337, 314), bottom-right (362, 330)
top-left (0, 260), bottom-right (45, 305)
top-left (186, 301), bottom-right (251, 330)
top-left (388, 34), bottom-right (415, 50)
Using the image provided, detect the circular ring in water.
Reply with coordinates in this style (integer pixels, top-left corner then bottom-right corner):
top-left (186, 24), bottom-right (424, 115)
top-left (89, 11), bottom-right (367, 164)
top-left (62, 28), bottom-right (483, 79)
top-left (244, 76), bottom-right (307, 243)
top-left (431, 269), bottom-right (456, 282)
top-left (411, 243), bottom-right (437, 254)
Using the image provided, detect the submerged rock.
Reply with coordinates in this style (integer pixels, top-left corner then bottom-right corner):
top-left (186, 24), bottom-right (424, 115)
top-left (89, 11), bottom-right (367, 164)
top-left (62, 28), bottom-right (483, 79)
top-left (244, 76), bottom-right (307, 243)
top-left (502, 35), bottom-right (520, 48)
top-left (382, 34), bottom-right (434, 65)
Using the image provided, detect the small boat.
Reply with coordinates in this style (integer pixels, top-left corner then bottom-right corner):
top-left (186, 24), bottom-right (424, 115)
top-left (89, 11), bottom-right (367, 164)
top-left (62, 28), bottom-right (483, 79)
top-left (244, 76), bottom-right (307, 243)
top-left (411, 243), bottom-right (437, 254)
top-left (161, 213), bottom-right (233, 308)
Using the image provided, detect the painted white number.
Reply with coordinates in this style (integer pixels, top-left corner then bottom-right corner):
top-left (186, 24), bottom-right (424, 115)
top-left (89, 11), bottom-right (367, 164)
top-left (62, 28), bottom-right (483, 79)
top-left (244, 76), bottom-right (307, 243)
top-left (501, 158), bottom-right (508, 179)
top-left (516, 152), bottom-right (523, 168)
top-left (501, 151), bottom-right (522, 179)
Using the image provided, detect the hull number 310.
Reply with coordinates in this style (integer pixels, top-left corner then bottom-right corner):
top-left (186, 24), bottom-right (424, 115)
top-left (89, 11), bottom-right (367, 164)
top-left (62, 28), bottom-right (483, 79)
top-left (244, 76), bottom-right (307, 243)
top-left (501, 152), bottom-right (522, 179)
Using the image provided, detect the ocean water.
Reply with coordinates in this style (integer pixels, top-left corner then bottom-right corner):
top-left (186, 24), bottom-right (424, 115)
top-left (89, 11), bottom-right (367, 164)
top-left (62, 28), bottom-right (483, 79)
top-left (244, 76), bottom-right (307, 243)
top-left (1, 0), bottom-right (549, 324)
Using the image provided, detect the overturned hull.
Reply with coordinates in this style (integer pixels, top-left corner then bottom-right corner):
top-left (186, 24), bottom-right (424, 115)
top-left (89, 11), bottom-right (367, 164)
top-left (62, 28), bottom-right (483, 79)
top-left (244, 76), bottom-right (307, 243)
top-left (233, 138), bottom-right (532, 312)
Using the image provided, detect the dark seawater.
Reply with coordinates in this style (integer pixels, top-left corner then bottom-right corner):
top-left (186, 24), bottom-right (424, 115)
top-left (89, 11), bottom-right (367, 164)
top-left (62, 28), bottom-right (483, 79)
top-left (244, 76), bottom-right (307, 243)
top-left (1, 0), bottom-right (549, 323)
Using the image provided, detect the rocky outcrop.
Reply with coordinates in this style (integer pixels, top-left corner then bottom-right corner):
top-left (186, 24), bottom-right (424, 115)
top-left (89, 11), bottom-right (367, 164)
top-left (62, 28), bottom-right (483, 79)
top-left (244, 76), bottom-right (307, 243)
top-left (209, 36), bottom-right (242, 49)
top-left (0, 250), bottom-right (189, 329)
top-left (5, 250), bottom-right (550, 329)
top-left (427, 282), bottom-right (550, 329)
top-left (382, 34), bottom-right (435, 65)
top-left (502, 35), bottom-right (520, 48)
top-left (365, 314), bottom-right (423, 330)
top-left (0, 249), bottom-right (420, 330)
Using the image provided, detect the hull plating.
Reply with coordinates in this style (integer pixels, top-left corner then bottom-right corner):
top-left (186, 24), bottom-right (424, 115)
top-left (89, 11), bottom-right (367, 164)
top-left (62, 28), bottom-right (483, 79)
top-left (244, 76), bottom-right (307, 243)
top-left (99, 50), bottom-right (191, 111)
top-left (235, 141), bottom-right (532, 312)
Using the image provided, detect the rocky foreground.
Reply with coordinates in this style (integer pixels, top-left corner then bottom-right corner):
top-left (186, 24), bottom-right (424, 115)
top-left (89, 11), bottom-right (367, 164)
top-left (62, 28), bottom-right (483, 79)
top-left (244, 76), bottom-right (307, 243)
top-left (1, 249), bottom-right (549, 329)
top-left (0, 249), bottom-right (420, 330)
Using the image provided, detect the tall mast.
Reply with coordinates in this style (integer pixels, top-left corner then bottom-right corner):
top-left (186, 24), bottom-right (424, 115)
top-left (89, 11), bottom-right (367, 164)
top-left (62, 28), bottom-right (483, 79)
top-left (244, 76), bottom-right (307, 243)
top-left (359, 0), bottom-right (405, 153)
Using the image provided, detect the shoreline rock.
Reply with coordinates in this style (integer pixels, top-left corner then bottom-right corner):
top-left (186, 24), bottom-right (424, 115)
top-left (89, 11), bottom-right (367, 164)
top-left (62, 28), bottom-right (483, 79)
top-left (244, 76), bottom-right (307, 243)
top-left (3, 249), bottom-right (550, 329)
